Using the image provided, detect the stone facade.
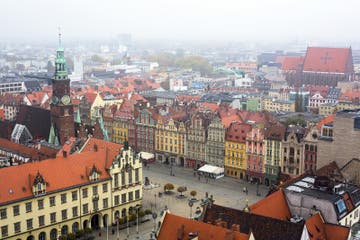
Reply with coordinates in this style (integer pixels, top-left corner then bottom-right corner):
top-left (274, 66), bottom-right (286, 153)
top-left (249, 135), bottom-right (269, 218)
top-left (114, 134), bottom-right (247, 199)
top-left (205, 116), bottom-right (225, 167)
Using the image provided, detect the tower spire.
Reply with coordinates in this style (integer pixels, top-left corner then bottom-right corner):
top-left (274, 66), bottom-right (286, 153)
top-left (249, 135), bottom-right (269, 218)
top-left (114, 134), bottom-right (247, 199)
top-left (58, 27), bottom-right (62, 49)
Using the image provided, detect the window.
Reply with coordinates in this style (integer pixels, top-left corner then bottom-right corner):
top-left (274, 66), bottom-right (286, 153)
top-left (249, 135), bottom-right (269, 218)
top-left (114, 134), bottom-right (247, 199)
top-left (1, 225), bottom-right (8, 237)
top-left (93, 186), bottom-right (98, 195)
top-left (14, 222), bottom-right (20, 233)
top-left (128, 170), bottom-right (133, 184)
top-left (114, 195), bottom-right (119, 205)
top-left (83, 204), bottom-right (88, 214)
top-left (72, 191), bottom-right (78, 201)
top-left (26, 202), bottom-right (32, 212)
top-left (72, 206), bottom-right (78, 217)
top-left (82, 188), bottom-right (88, 198)
top-left (103, 198), bottom-right (108, 208)
top-left (135, 190), bottom-right (140, 199)
top-left (39, 215), bottom-right (45, 226)
top-left (354, 117), bottom-right (360, 130)
top-left (13, 205), bottom-right (19, 216)
top-left (26, 218), bottom-right (33, 230)
top-left (38, 199), bottom-right (44, 210)
top-left (114, 173), bottom-right (119, 188)
top-left (102, 183), bottom-right (108, 193)
top-left (121, 193), bottom-right (126, 203)
top-left (50, 212), bottom-right (56, 223)
top-left (0, 209), bottom-right (6, 219)
top-left (335, 200), bottom-right (347, 214)
top-left (61, 193), bottom-right (67, 204)
top-left (129, 192), bottom-right (134, 201)
top-left (50, 196), bottom-right (56, 206)
top-left (93, 200), bottom-right (98, 211)
top-left (61, 209), bottom-right (67, 220)
top-left (121, 173), bottom-right (126, 186)
top-left (135, 169), bottom-right (139, 182)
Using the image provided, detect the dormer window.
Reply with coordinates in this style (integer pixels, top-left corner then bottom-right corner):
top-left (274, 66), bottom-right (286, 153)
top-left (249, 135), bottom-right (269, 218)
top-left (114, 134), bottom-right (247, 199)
top-left (89, 165), bottom-right (100, 182)
top-left (33, 172), bottom-right (46, 196)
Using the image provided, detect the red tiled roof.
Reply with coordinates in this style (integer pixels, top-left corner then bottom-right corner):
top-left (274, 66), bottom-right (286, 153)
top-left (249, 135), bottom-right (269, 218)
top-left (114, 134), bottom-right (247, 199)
top-left (25, 91), bottom-right (48, 106)
top-left (226, 123), bottom-right (251, 143)
top-left (177, 94), bottom-right (200, 103)
top-left (249, 189), bottom-right (291, 221)
top-left (317, 114), bottom-right (334, 130)
top-left (275, 56), bottom-right (287, 64)
top-left (303, 85), bottom-right (330, 97)
top-left (306, 213), bottom-right (349, 240)
top-left (0, 108), bottom-right (4, 120)
top-left (0, 147), bottom-right (118, 204)
top-left (339, 89), bottom-right (360, 102)
top-left (80, 137), bottom-right (123, 156)
top-left (0, 138), bottom-right (40, 160)
top-left (199, 102), bottom-right (219, 112)
top-left (280, 56), bottom-right (304, 71)
top-left (157, 212), bottom-right (249, 240)
top-left (84, 92), bottom-right (98, 104)
top-left (303, 47), bottom-right (353, 73)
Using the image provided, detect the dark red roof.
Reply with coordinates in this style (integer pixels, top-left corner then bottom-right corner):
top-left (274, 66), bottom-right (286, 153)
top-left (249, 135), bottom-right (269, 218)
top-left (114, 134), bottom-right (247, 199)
top-left (280, 56), bottom-right (304, 71)
top-left (226, 123), bottom-right (251, 143)
top-left (303, 47), bottom-right (353, 73)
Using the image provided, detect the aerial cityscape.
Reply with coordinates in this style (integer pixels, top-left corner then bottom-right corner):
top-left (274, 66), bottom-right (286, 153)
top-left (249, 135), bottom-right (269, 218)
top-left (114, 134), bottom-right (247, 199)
top-left (0, 0), bottom-right (360, 239)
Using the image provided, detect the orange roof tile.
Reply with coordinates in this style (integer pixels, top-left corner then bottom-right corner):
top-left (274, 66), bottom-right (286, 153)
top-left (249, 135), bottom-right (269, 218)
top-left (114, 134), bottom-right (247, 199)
top-left (0, 147), bottom-right (118, 205)
top-left (303, 47), bottom-right (353, 73)
top-left (249, 189), bottom-right (291, 221)
top-left (306, 212), bottom-right (349, 240)
top-left (199, 102), bottom-right (219, 112)
top-left (80, 137), bottom-right (122, 156)
top-left (317, 114), bottom-right (334, 129)
top-left (226, 123), bottom-right (251, 143)
top-left (157, 212), bottom-right (249, 240)
top-left (339, 89), bottom-right (360, 102)
top-left (281, 56), bottom-right (304, 71)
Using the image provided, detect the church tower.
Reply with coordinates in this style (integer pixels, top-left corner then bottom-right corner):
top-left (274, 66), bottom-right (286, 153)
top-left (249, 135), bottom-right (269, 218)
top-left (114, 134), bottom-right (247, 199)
top-left (49, 31), bottom-right (74, 145)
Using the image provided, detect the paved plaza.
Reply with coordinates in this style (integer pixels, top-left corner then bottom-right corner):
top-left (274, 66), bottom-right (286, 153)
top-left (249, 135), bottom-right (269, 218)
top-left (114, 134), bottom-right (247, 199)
top-left (92, 162), bottom-right (269, 239)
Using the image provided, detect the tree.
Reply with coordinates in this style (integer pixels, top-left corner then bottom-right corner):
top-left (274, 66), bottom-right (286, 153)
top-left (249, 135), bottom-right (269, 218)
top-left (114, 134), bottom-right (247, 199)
top-left (284, 116), bottom-right (306, 127)
top-left (190, 190), bottom-right (197, 200)
top-left (91, 54), bottom-right (105, 63)
top-left (177, 186), bottom-right (187, 196)
top-left (164, 183), bottom-right (174, 193)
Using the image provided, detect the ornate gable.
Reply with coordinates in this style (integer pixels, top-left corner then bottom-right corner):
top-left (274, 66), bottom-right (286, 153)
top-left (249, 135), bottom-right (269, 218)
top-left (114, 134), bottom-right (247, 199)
top-left (32, 171), bottom-right (46, 196)
top-left (89, 164), bottom-right (100, 182)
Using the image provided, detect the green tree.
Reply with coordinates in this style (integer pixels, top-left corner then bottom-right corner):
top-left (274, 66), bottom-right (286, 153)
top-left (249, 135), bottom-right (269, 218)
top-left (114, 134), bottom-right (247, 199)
top-left (91, 54), bottom-right (105, 63)
top-left (164, 183), bottom-right (174, 193)
top-left (177, 186), bottom-right (187, 196)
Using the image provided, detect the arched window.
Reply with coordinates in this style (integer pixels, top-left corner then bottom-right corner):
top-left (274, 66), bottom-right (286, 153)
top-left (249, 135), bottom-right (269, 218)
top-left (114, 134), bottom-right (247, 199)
top-left (61, 225), bottom-right (68, 236)
top-left (72, 222), bottom-right (79, 233)
top-left (50, 229), bottom-right (57, 240)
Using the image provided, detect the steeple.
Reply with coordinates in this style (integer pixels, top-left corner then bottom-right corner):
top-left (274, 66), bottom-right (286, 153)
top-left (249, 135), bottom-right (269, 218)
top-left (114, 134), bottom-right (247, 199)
top-left (54, 28), bottom-right (67, 80)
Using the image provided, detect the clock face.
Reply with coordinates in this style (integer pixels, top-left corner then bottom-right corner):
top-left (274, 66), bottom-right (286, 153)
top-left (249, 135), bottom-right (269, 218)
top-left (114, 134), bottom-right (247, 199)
top-left (51, 96), bottom-right (59, 104)
top-left (61, 95), bottom-right (71, 105)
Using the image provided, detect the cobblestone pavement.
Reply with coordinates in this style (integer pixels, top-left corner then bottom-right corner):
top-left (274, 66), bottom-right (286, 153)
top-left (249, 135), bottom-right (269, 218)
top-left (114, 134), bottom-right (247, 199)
top-left (93, 162), bottom-right (269, 239)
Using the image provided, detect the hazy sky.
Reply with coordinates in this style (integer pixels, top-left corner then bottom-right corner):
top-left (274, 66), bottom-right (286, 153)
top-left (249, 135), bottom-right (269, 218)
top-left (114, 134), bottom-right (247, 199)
top-left (0, 0), bottom-right (359, 44)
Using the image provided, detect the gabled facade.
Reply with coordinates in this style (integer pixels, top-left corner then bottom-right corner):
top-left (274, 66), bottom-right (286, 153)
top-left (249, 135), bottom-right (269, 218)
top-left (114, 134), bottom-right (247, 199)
top-left (264, 124), bottom-right (285, 186)
top-left (303, 126), bottom-right (319, 174)
top-left (224, 122), bottom-right (251, 179)
top-left (282, 126), bottom-right (305, 177)
top-left (155, 117), bottom-right (186, 166)
top-left (246, 126), bottom-right (265, 183)
top-left (186, 113), bottom-right (210, 168)
top-left (205, 115), bottom-right (225, 167)
top-left (135, 108), bottom-right (155, 153)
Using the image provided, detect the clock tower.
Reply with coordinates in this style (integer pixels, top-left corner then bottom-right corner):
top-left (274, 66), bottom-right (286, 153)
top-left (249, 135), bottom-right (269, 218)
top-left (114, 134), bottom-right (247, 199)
top-left (49, 32), bottom-right (74, 145)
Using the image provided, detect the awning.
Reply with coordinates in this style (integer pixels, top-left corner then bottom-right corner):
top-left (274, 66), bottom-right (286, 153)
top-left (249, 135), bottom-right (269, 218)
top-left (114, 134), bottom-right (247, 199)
top-left (139, 152), bottom-right (154, 160)
top-left (198, 164), bottom-right (224, 179)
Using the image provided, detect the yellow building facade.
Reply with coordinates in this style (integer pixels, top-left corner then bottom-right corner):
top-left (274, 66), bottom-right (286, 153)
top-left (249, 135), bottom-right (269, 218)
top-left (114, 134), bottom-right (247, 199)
top-left (0, 141), bottom-right (142, 240)
top-left (224, 123), bottom-right (250, 179)
top-left (155, 117), bottom-right (186, 166)
top-left (261, 97), bottom-right (295, 112)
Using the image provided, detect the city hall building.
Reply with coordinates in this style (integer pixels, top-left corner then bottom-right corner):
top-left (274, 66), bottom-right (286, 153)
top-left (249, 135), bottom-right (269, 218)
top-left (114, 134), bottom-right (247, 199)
top-left (0, 141), bottom-right (142, 240)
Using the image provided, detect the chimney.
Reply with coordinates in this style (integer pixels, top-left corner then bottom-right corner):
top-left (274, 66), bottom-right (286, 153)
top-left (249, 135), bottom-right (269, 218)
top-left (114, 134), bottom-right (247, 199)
top-left (62, 150), bottom-right (67, 158)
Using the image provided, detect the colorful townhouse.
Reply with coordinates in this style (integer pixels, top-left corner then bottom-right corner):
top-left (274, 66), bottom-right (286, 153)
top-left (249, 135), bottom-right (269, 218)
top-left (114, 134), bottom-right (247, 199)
top-left (224, 122), bottom-right (251, 179)
top-left (245, 125), bottom-right (265, 183)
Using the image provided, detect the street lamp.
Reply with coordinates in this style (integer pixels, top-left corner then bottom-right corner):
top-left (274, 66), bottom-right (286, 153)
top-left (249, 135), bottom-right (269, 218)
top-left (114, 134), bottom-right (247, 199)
top-left (152, 212), bottom-right (158, 234)
top-left (188, 200), bottom-right (194, 219)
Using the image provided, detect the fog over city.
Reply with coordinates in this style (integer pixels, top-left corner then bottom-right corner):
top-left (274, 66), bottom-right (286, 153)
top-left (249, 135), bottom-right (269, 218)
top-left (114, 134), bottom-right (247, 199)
top-left (1, 0), bottom-right (359, 45)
